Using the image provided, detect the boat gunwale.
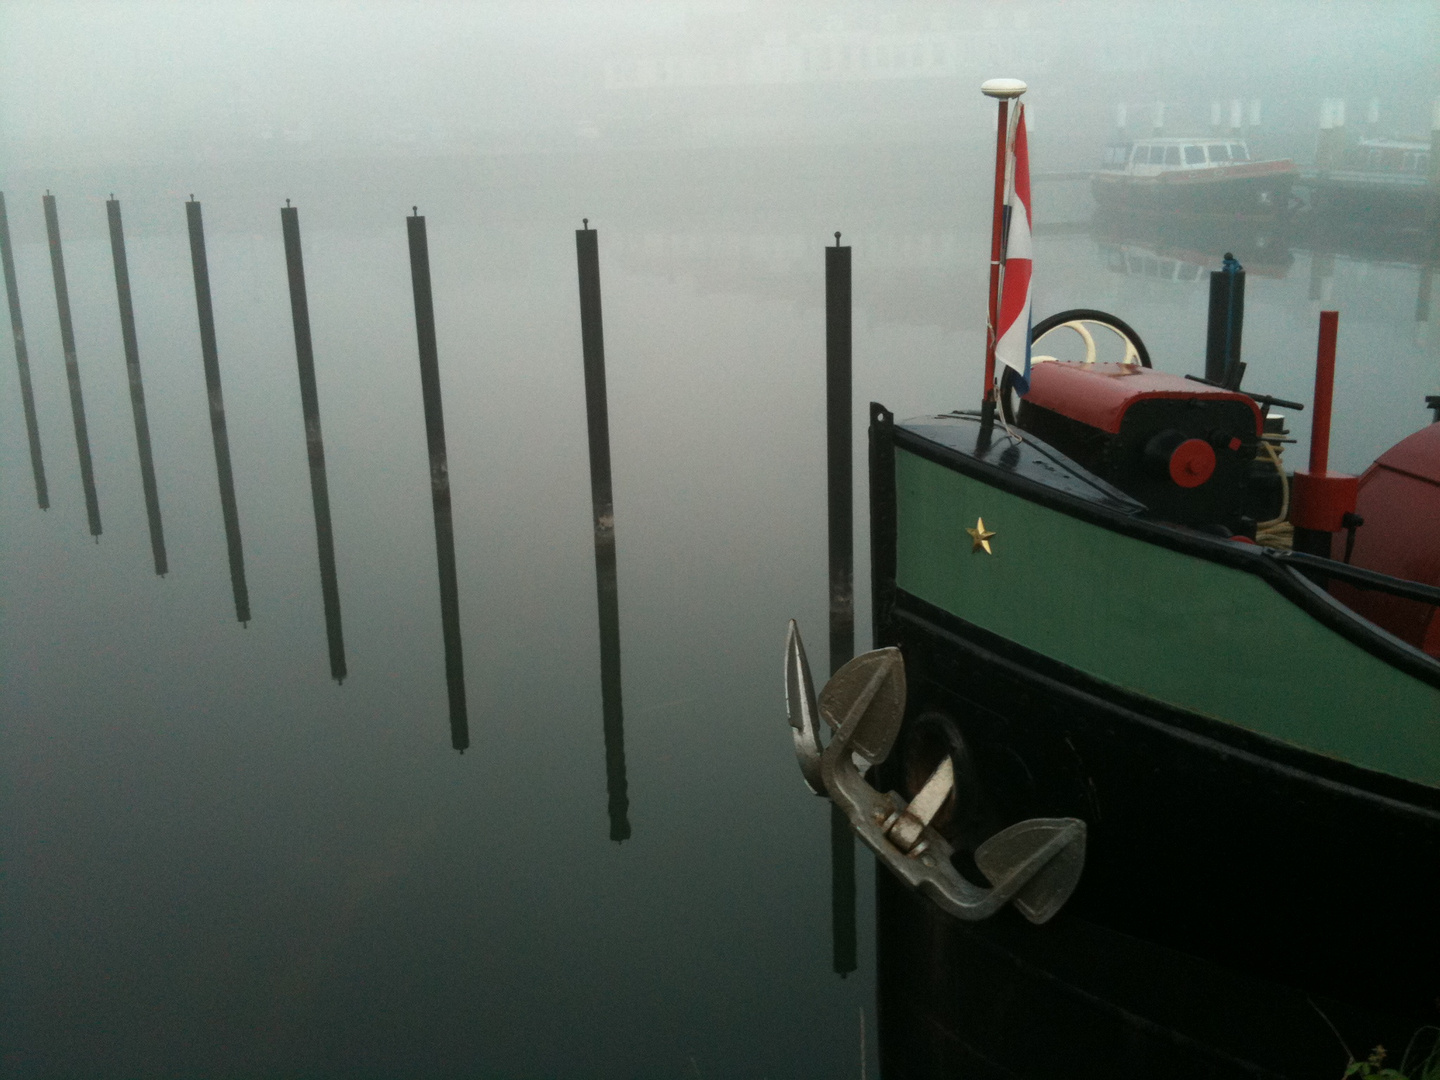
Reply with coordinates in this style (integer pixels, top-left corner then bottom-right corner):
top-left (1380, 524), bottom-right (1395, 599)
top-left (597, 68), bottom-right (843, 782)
top-left (890, 588), bottom-right (1440, 812)
top-left (881, 407), bottom-right (1440, 693)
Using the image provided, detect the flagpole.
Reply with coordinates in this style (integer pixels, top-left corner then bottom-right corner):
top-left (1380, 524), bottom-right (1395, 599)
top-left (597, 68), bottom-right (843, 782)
top-left (980, 78), bottom-right (1026, 429)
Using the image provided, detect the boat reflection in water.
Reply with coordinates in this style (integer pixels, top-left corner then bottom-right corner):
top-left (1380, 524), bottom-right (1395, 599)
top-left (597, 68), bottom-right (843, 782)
top-left (1088, 205), bottom-right (1437, 326)
top-left (1088, 207), bottom-right (1294, 282)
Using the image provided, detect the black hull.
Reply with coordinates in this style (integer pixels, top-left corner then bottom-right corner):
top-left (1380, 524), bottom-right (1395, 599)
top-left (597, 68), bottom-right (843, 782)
top-left (1092, 171), bottom-right (1294, 221)
top-left (872, 593), bottom-right (1440, 1023)
top-left (876, 872), bottom-right (1423, 1080)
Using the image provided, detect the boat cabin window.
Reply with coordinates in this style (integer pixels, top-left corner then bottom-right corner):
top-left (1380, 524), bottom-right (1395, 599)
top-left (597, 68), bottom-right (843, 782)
top-left (1163, 146), bottom-right (1181, 165)
top-left (1207, 144), bottom-right (1231, 163)
top-left (1229, 143), bottom-right (1249, 161)
top-left (1184, 145), bottom-right (1205, 164)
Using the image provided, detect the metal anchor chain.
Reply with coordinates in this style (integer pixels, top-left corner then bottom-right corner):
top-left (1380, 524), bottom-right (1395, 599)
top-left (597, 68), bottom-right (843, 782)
top-left (785, 620), bottom-right (1088, 924)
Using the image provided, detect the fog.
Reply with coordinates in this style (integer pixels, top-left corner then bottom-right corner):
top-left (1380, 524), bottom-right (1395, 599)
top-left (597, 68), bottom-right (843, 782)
top-left (4, 2), bottom-right (1437, 168)
top-left (1, 2), bottom-right (1437, 1078)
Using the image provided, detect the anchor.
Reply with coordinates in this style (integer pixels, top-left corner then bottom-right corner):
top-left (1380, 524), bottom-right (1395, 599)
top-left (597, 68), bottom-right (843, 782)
top-left (785, 620), bottom-right (1087, 924)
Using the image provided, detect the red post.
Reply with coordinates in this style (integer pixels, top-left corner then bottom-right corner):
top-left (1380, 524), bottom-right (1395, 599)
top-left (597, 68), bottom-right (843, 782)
top-left (982, 99), bottom-right (1010, 406)
top-left (1309, 309), bottom-right (1339, 474)
top-left (1290, 308), bottom-right (1357, 553)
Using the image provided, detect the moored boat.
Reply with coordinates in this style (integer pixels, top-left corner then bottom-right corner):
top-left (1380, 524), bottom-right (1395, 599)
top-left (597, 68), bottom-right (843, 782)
top-left (1093, 136), bottom-right (1296, 220)
top-left (1299, 136), bottom-right (1438, 221)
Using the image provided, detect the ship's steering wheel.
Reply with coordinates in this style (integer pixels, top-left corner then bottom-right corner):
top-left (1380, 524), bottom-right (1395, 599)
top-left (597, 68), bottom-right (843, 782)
top-left (1000, 308), bottom-right (1152, 425)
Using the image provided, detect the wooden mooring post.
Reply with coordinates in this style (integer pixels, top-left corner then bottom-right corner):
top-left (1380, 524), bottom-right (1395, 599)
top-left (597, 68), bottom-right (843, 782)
top-left (107, 196), bottom-right (167, 575)
top-left (281, 203), bottom-right (346, 683)
top-left (0, 192), bottom-right (48, 508)
top-left (406, 208), bottom-right (468, 752)
top-left (43, 193), bottom-right (102, 537)
top-left (576, 221), bottom-right (630, 841)
top-left (186, 198), bottom-right (250, 623)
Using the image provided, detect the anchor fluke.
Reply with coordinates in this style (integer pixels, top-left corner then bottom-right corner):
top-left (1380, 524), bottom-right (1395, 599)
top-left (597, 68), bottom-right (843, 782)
top-left (975, 817), bottom-right (1087, 924)
top-left (784, 620), bottom-right (825, 795)
top-left (816, 646), bottom-right (906, 763)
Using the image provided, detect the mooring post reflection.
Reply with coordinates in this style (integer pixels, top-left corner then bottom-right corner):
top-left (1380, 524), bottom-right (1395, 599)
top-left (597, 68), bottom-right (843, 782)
top-left (595, 540), bottom-right (630, 842)
top-left (106, 197), bottom-right (167, 576)
top-left (1309, 251), bottom-right (1335, 302)
top-left (406, 208), bottom-right (468, 752)
top-left (576, 222), bottom-right (630, 841)
top-left (825, 235), bottom-right (857, 976)
top-left (281, 203), bottom-right (346, 683)
top-left (0, 192), bottom-right (48, 510)
top-left (43, 193), bottom-right (102, 538)
top-left (185, 199), bottom-right (250, 624)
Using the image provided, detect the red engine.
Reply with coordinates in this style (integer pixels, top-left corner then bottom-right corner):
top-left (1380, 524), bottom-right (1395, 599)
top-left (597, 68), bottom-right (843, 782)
top-left (1016, 362), bottom-right (1269, 533)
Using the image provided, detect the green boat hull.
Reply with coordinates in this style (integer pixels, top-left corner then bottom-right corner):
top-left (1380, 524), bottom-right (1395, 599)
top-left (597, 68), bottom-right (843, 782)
top-left (894, 441), bottom-right (1440, 788)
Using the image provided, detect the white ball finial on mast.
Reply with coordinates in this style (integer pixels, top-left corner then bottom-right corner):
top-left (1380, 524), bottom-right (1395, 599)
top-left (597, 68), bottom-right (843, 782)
top-left (981, 78), bottom-right (1027, 100)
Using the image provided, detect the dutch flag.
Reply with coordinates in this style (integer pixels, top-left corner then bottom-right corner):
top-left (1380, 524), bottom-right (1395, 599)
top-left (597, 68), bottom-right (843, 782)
top-left (995, 105), bottom-right (1033, 396)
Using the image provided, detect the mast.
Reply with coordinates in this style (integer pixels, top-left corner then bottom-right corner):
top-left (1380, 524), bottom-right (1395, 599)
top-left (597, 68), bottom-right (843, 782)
top-left (979, 78), bottom-right (1026, 429)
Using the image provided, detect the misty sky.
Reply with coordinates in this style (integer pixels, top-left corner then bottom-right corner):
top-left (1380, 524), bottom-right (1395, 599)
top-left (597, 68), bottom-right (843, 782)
top-left (3, 1), bottom-right (1437, 170)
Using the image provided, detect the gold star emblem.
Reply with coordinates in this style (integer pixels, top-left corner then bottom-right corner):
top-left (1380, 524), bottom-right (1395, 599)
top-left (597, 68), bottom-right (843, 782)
top-left (967, 517), bottom-right (996, 555)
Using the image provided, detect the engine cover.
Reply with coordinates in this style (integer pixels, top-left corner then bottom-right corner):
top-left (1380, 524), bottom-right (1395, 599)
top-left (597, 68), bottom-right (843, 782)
top-left (1016, 363), bottom-right (1264, 532)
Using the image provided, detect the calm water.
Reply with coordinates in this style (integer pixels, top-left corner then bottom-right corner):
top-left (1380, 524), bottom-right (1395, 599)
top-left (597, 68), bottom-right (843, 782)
top-left (2, 136), bottom-right (1436, 1079)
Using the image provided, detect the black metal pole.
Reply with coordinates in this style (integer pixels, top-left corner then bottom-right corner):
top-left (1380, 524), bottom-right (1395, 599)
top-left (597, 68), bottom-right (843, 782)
top-left (43, 193), bottom-right (101, 537)
top-left (826, 234), bottom-right (857, 978)
top-left (186, 198), bottom-right (250, 624)
top-left (282, 203), bottom-right (346, 683)
top-left (576, 225), bottom-right (615, 537)
top-left (0, 192), bottom-right (48, 509)
top-left (576, 222), bottom-right (630, 841)
top-left (107, 196), bottom-right (167, 575)
top-left (407, 208), bottom-right (468, 752)
top-left (1204, 253), bottom-right (1246, 388)
top-left (826, 236), bottom-right (854, 672)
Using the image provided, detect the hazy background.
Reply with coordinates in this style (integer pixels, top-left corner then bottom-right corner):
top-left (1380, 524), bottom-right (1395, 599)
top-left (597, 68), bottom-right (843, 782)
top-left (1, 2), bottom-right (1437, 1078)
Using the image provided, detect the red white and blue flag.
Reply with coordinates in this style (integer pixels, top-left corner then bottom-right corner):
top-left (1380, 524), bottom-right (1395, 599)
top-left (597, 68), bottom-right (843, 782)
top-left (995, 105), bottom-right (1033, 395)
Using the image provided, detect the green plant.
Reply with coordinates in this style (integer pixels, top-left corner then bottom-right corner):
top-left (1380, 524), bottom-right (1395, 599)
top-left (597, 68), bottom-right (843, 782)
top-left (1345, 1045), bottom-right (1408, 1079)
top-left (1343, 1029), bottom-right (1440, 1080)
